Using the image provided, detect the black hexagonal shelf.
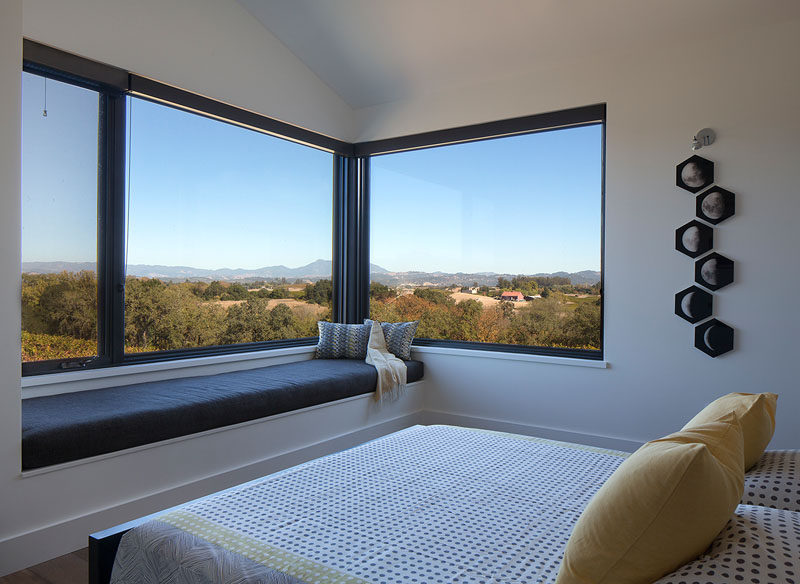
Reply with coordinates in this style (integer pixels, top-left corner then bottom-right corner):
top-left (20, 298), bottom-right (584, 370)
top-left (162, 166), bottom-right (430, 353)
top-left (676, 155), bottom-right (714, 193)
top-left (695, 319), bottom-right (734, 357)
top-left (696, 187), bottom-right (735, 225)
top-left (695, 252), bottom-right (734, 291)
top-left (675, 286), bottom-right (713, 324)
top-left (675, 220), bottom-right (713, 258)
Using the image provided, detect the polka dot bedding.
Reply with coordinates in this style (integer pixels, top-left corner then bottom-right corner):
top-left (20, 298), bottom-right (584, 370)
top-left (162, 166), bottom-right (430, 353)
top-left (111, 424), bottom-right (628, 584)
top-left (743, 450), bottom-right (800, 512)
top-left (655, 504), bottom-right (800, 584)
top-left (110, 428), bottom-right (800, 584)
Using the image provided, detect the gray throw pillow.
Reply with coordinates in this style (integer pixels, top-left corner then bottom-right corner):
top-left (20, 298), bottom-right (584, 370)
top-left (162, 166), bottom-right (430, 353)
top-left (365, 319), bottom-right (418, 360)
top-left (315, 321), bottom-right (371, 359)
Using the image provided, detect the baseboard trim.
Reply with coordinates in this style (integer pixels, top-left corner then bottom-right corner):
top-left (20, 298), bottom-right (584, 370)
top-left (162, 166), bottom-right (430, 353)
top-left (419, 410), bottom-right (642, 453)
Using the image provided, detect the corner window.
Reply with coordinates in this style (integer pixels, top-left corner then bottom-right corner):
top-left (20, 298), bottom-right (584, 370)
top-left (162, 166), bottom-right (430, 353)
top-left (21, 41), bottom-right (604, 374)
top-left (369, 123), bottom-right (603, 357)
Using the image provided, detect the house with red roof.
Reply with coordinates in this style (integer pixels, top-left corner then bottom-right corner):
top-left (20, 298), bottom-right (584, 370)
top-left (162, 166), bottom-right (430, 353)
top-left (500, 291), bottom-right (525, 302)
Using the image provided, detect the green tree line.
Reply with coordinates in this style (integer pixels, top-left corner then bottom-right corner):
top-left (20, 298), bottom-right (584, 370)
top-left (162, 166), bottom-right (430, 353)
top-left (22, 272), bottom-right (601, 362)
top-left (21, 272), bottom-right (331, 361)
top-left (369, 284), bottom-right (601, 350)
top-left (495, 276), bottom-right (601, 297)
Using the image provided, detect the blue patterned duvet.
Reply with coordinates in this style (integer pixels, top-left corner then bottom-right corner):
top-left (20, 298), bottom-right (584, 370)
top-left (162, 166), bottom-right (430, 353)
top-left (110, 425), bottom-right (628, 583)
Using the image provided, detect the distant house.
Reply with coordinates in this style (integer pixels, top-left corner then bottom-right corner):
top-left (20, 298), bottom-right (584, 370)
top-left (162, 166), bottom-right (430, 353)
top-left (500, 291), bottom-right (525, 302)
top-left (469, 287), bottom-right (480, 294)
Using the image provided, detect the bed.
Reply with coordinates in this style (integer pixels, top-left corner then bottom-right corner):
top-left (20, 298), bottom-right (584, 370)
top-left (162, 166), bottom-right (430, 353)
top-left (95, 425), bottom-right (800, 584)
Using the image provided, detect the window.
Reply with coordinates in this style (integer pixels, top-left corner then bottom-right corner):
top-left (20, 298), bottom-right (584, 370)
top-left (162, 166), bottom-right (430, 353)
top-left (21, 42), bottom-right (346, 375)
top-left (21, 72), bottom-right (102, 367)
top-left (368, 120), bottom-right (604, 358)
top-left (123, 97), bottom-right (333, 355)
top-left (21, 41), bottom-right (604, 374)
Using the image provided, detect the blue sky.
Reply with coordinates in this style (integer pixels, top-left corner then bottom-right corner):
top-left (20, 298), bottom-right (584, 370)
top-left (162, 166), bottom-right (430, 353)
top-left (22, 72), bottom-right (99, 264)
top-left (22, 72), bottom-right (602, 274)
top-left (371, 125), bottom-right (602, 273)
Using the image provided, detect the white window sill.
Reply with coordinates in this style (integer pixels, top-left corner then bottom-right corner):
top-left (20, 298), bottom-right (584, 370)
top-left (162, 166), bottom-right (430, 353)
top-left (22, 342), bottom-right (604, 398)
top-left (410, 345), bottom-right (607, 368)
top-left (22, 345), bottom-right (317, 397)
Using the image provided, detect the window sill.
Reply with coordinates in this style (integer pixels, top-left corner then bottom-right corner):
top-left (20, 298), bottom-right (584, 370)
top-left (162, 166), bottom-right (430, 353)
top-left (22, 345), bottom-right (318, 398)
top-left (410, 345), bottom-right (607, 368)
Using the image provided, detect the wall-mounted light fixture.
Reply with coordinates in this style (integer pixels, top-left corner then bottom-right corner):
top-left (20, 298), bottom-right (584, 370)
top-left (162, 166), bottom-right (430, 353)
top-left (691, 128), bottom-right (716, 151)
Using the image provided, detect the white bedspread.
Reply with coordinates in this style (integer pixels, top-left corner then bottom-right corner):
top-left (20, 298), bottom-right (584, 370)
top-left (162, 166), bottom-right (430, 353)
top-left (111, 425), bottom-right (628, 583)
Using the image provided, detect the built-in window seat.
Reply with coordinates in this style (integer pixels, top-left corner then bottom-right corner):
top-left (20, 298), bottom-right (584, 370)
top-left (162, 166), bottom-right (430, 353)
top-left (21, 358), bottom-right (424, 470)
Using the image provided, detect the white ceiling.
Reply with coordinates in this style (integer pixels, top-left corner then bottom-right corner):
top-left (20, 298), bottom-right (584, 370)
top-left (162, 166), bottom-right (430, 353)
top-left (237, 0), bottom-right (800, 109)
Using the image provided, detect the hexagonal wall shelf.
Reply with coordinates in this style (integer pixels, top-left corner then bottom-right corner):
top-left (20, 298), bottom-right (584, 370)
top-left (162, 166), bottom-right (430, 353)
top-left (676, 155), bottom-right (714, 193)
top-left (696, 187), bottom-right (735, 225)
top-left (695, 319), bottom-right (734, 357)
top-left (675, 220), bottom-right (713, 258)
top-left (695, 252), bottom-right (734, 291)
top-left (675, 286), bottom-right (713, 324)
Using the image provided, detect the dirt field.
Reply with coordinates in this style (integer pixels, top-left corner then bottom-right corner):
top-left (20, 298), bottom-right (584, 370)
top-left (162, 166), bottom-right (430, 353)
top-left (212, 298), bottom-right (328, 316)
top-left (449, 292), bottom-right (531, 310)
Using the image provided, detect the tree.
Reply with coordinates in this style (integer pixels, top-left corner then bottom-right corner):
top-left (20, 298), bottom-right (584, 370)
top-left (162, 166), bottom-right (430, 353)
top-left (304, 279), bottom-right (333, 306)
top-left (221, 299), bottom-right (306, 343)
top-left (202, 280), bottom-right (226, 300)
top-left (221, 283), bottom-right (248, 301)
top-left (413, 288), bottom-right (454, 306)
top-left (33, 271), bottom-right (97, 339)
top-left (125, 277), bottom-right (225, 350)
top-left (370, 282), bottom-right (395, 302)
top-left (563, 302), bottom-right (601, 349)
top-left (392, 294), bottom-right (432, 321)
top-left (269, 287), bottom-right (290, 299)
top-left (453, 299), bottom-right (483, 340)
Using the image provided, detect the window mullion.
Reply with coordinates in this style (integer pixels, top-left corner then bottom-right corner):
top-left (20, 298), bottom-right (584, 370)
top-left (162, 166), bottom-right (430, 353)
top-left (100, 93), bottom-right (127, 364)
top-left (332, 155), bottom-right (370, 324)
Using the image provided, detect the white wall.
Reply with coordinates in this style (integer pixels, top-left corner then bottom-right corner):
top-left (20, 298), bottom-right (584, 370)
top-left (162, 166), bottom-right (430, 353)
top-left (361, 18), bottom-right (800, 449)
top-left (0, 0), bottom-right (24, 574)
top-left (3, 2), bottom-right (800, 575)
top-left (22, 0), bottom-right (355, 141)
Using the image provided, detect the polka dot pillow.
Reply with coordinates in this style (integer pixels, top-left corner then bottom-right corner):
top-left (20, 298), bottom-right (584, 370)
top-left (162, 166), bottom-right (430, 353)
top-left (655, 504), bottom-right (800, 584)
top-left (743, 450), bottom-right (800, 512)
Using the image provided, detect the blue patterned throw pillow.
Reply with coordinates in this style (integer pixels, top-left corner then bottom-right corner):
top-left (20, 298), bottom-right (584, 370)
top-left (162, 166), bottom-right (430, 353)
top-left (365, 320), bottom-right (418, 360)
top-left (315, 322), bottom-right (371, 359)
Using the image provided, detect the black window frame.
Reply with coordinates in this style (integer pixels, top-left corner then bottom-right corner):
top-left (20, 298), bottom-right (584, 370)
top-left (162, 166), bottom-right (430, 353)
top-left (21, 40), bottom-right (604, 376)
top-left (359, 106), bottom-right (606, 361)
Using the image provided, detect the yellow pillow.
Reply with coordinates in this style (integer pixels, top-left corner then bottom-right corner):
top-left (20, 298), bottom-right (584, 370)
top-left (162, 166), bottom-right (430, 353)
top-left (556, 414), bottom-right (744, 584)
top-left (682, 392), bottom-right (777, 470)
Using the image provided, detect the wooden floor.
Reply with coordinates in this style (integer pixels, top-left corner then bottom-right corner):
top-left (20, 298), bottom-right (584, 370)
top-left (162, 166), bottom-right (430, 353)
top-left (0, 549), bottom-right (87, 584)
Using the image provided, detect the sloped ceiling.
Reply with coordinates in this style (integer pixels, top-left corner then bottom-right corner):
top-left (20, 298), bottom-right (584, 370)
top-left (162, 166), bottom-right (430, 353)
top-left (237, 0), bottom-right (800, 109)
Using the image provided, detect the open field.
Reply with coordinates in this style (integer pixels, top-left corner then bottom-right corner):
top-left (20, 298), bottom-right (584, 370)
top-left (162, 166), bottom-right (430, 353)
top-left (212, 298), bottom-right (327, 315)
top-left (449, 292), bottom-right (502, 307)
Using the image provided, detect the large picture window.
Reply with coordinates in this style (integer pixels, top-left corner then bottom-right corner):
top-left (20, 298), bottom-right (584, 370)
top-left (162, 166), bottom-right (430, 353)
top-left (124, 97), bottom-right (333, 355)
top-left (369, 124), bottom-right (603, 356)
top-left (21, 41), bottom-right (604, 374)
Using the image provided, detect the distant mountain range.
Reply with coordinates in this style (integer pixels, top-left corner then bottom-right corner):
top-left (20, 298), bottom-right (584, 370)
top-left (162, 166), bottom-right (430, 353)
top-left (22, 260), bottom-right (601, 287)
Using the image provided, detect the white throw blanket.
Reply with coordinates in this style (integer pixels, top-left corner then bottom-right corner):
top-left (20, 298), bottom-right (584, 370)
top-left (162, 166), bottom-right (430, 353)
top-left (365, 320), bottom-right (407, 401)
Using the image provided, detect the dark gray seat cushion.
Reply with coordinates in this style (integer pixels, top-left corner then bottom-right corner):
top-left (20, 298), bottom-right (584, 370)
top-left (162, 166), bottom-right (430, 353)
top-left (22, 358), bottom-right (423, 470)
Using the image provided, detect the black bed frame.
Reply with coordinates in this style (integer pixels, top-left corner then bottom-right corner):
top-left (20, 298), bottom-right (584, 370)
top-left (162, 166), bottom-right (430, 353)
top-left (89, 519), bottom-right (144, 584)
top-left (88, 474), bottom-right (271, 584)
